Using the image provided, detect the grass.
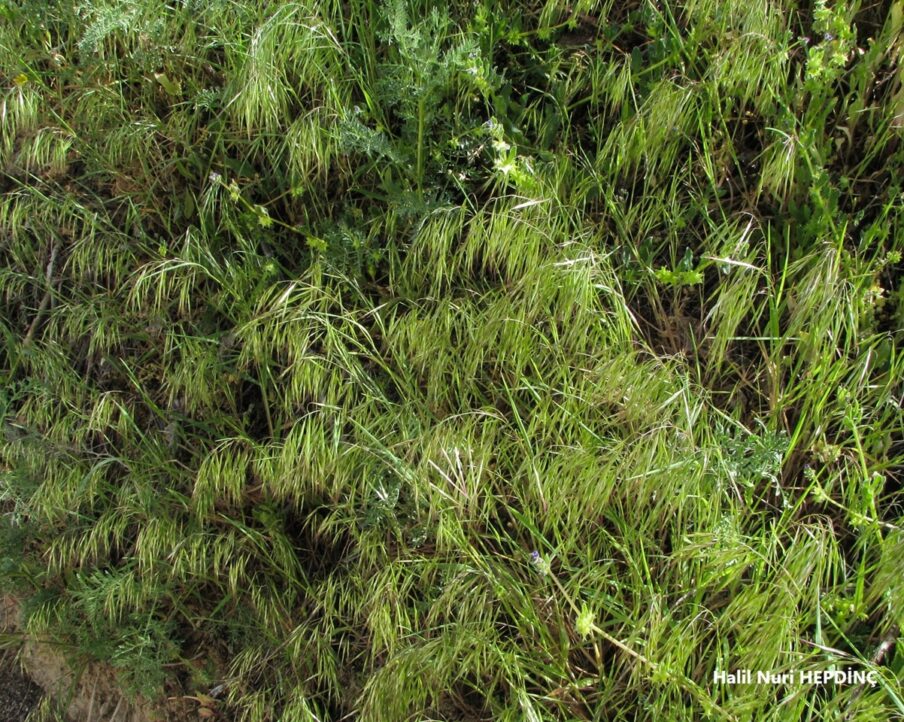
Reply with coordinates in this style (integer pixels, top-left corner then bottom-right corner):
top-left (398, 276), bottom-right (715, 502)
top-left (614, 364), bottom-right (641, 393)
top-left (1, 0), bottom-right (902, 720)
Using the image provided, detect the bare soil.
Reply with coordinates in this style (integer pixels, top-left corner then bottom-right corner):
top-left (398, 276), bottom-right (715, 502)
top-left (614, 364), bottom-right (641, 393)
top-left (0, 650), bottom-right (42, 722)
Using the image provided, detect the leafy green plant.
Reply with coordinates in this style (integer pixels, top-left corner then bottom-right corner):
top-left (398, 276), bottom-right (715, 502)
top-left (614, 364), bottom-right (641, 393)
top-left (654, 248), bottom-right (705, 287)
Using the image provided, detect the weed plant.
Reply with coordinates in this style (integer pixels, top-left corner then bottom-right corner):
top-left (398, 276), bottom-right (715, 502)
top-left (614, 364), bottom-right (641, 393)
top-left (1, 0), bottom-right (903, 720)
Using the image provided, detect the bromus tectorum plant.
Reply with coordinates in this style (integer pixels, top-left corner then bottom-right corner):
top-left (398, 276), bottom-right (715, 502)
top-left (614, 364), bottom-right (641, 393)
top-left (1, 0), bottom-right (902, 720)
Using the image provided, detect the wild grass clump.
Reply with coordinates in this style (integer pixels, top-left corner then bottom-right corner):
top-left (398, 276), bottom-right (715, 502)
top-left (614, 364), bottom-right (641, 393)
top-left (1, 0), bottom-right (902, 720)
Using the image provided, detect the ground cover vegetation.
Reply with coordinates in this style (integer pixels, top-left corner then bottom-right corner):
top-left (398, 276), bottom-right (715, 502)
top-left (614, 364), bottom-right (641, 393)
top-left (1, 0), bottom-right (903, 719)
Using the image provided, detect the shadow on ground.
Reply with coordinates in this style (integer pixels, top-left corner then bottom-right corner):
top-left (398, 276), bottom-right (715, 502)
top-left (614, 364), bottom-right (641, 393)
top-left (0, 650), bottom-right (42, 722)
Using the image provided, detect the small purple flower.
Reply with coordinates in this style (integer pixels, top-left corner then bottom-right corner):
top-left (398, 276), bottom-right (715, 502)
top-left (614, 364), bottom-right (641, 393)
top-left (530, 550), bottom-right (550, 576)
